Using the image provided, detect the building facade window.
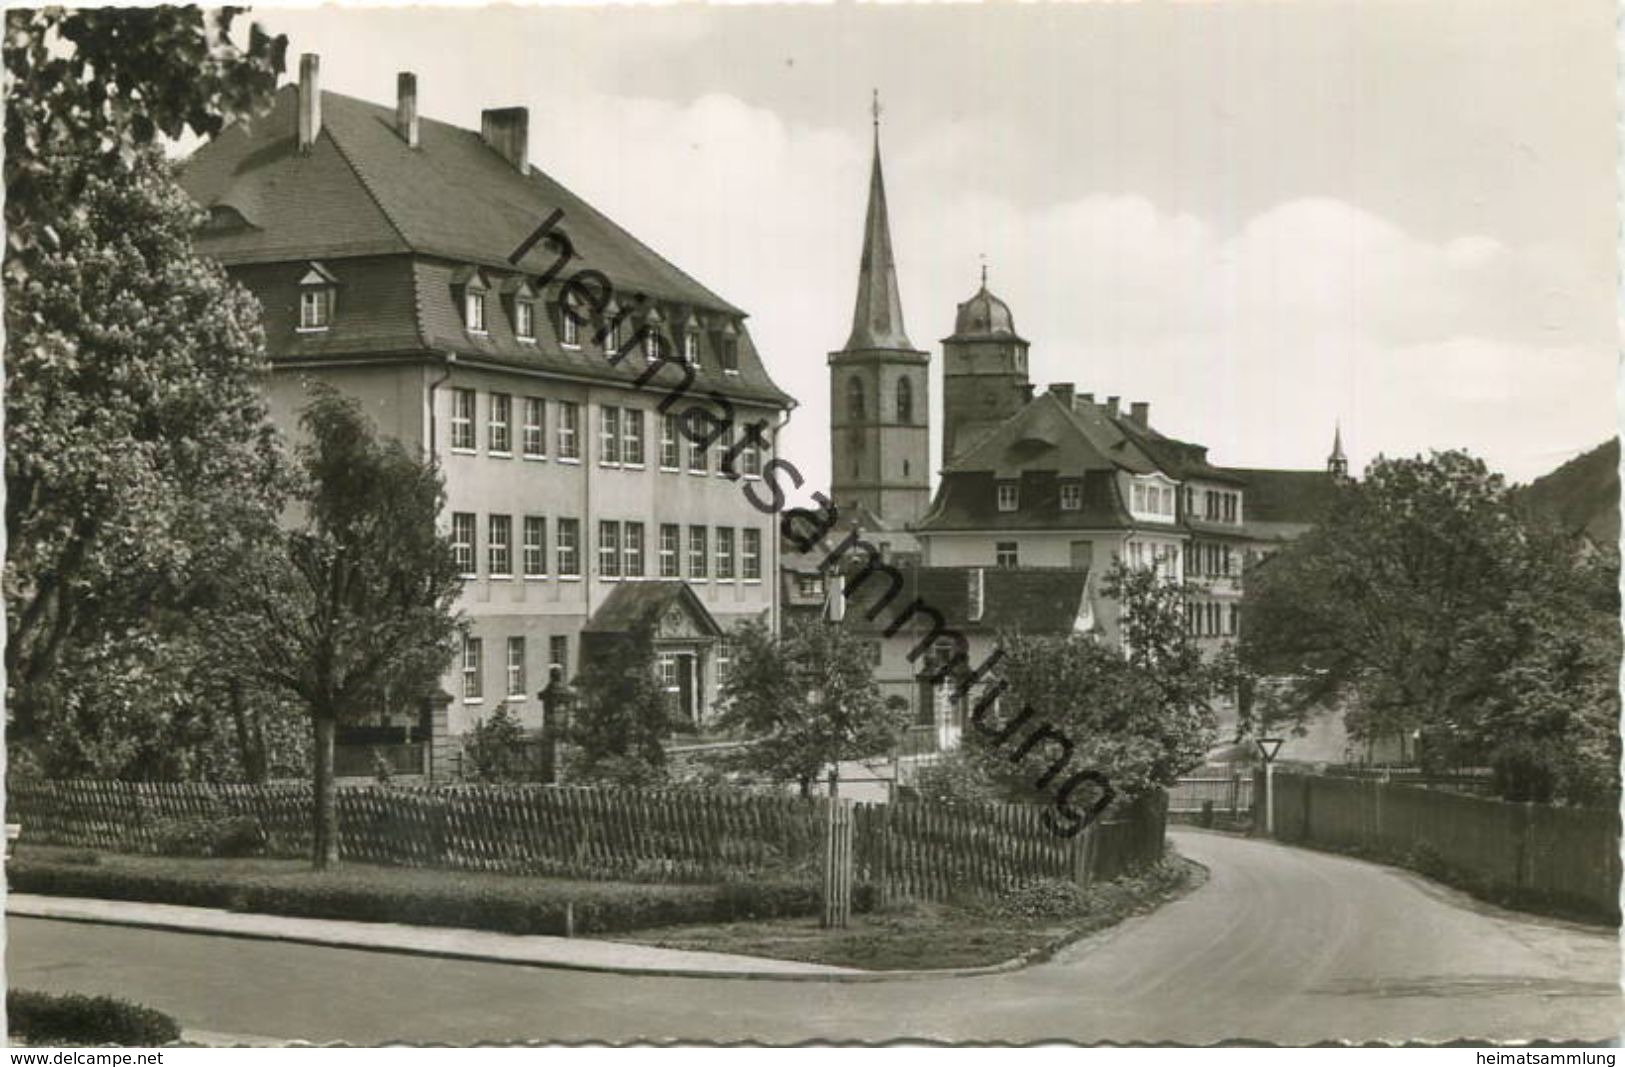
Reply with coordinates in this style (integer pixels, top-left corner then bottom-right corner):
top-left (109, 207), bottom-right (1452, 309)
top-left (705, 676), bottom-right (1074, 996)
top-left (602, 317), bottom-right (622, 357)
top-left (996, 541), bottom-right (1019, 569)
top-left (721, 337), bottom-right (740, 374)
top-left (466, 291), bottom-right (486, 334)
top-left (687, 425), bottom-right (709, 474)
top-left (516, 300), bottom-right (535, 341)
top-left (715, 527), bottom-right (736, 580)
top-left (740, 430), bottom-right (763, 477)
top-left (713, 423), bottom-right (733, 475)
top-left (688, 525), bottom-right (708, 579)
top-left (624, 522), bottom-right (645, 578)
top-left (715, 636), bottom-right (733, 688)
top-left (599, 405), bottom-right (622, 466)
top-left (549, 635), bottom-right (569, 673)
top-left (684, 331), bottom-right (699, 366)
top-left (488, 393), bottom-right (512, 454)
top-left (462, 636), bottom-right (483, 701)
top-left (450, 389), bottom-right (476, 451)
top-left (997, 482), bottom-right (1019, 512)
top-left (556, 518), bottom-right (580, 577)
top-left (488, 514), bottom-right (512, 577)
top-left (598, 520), bottom-right (622, 579)
top-left (557, 401), bottom-right (580, 460)
top-left (523, 398), bottom-right (546, 458)
top-left (742, 528), bottom-right (762, 581)
top-left (1060, 482), bottom-right (1082, 511)
top-left (659, 524), bottom-right (680, 578)
top-left (561, 308), bottom-right (580, 348)
top-left (896, 377), bottom-right (913, 424)
top-left (660, 415), bottom-right (681, 470)
top-left (523, 516), bottom-right (547, 577)
top-left (506, 637), bottom-right (526, 699)
top-left (623, 409), bottom-right (645, 467)
top-left (847, 376), bottom-right (865, 421)
top-left (299, 287), bottom-right (332, 330)
top-left (452, 512), bottom-right (477, 577)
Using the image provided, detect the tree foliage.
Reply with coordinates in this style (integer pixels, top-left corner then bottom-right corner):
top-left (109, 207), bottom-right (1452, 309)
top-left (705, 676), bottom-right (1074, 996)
top-left (958, 563), bottom-right (1225, 804)
top-left (719, 617), bottom-right (911, 795)
top-left (569, 632), bottom-right (671, 786)
top-left (223, 389), bottom-right (464, 865)
top-left (1241, 449), bottom-right (1620, 804)
top-left (3, 7), bottom-right (290, 777)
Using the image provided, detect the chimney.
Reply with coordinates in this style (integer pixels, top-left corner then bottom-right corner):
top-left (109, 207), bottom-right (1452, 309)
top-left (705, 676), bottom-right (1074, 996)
top-left (1130, 401), bottom-right (1150, 427)
top-left (481, 107), bottom-right (530, 173)
top-left (396, 72), bottom-right (419, 148)
top-left (1106, 396), bottom-right (1120, 418)
top-left (1047, 382), bottom-right (1075, 406)
top-left (1021, 383), bottom-right (1036, 402)
top-left (298, 54), bottom-right (321, 152)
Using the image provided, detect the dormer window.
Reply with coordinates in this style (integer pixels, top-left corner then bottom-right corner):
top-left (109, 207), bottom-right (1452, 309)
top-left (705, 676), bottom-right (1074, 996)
top-left (684, 331), bottom-right (699, 366)
top-left (561, 311), bottom-right (580, 348)
top-left (296, 262), bottom-right (338, 333)
top-left (997, 482), bottom-right (1019, 512)
top-left (453, 266), bottom-right (490, 335)
top-left (515, 299), bottom-right (535, 341)
top-left (720, 320), bottom-right (741, 375)
top-left (1060, 481), bottom-right (1082, 511)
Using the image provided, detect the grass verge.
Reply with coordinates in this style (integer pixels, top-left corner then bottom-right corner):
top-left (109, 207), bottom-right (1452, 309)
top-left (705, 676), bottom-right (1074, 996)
top-left (7, 845), bottom-right (827, 937)
top-left (601, 852), bottom-right (1206, 971)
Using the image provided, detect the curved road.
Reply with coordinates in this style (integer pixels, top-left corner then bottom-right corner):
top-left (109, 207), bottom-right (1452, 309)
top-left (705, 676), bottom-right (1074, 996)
top-left (8, 831), bottom-right (1620, 1044)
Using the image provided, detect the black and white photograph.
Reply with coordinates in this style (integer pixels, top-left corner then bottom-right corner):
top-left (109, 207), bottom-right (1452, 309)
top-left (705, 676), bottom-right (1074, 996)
top-left (2, 0), bottom-right (1620, 1050)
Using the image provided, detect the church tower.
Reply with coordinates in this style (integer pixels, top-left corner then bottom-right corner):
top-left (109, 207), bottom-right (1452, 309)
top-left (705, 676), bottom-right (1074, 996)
top-left (941, 271), bottom-right (1032, 468)
top-left (1327, 423), bottom-right (1349, 481)
top-left (828, 97), bottom-right (931, 528)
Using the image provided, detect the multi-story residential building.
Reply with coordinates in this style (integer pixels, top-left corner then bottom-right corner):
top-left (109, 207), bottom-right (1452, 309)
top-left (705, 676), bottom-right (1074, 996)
top-left (182, 57), bottom-right (792, 775)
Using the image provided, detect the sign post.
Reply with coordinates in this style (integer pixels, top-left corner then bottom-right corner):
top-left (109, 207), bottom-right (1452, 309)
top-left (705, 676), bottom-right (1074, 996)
top-left (1256, 736), bottom-right (1283, 837)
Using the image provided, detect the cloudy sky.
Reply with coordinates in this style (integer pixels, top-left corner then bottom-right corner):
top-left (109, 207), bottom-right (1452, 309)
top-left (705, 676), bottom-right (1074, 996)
top-left (254, 0), bottom-right (1615, 491)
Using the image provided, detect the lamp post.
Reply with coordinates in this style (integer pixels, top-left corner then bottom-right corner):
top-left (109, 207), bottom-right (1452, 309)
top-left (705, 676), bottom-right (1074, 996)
top-left (540, 665), bottom-right (577, 785)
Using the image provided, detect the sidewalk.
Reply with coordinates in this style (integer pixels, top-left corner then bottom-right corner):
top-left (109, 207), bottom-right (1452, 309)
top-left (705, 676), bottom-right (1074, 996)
top-left (7, 894), bottom-right (862, 979)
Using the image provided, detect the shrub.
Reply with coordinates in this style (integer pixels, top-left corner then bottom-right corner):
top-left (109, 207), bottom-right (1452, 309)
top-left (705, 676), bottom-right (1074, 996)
top-left (6, 849), bottom-right (840, 937)
top-left (987, 878), bottom-right (1093, 921)
top-left (147, 815), bottom-right (265, 858)
top-left (7, 990), bottom-right (181, 1046)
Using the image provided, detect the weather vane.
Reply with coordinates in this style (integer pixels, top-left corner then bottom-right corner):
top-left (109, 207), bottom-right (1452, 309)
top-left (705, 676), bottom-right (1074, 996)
top-left (979, 253), bottom-right (988, 288)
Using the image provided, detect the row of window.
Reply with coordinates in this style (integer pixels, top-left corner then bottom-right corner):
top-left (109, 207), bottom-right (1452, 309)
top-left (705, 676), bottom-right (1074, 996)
top-left (296, 263), bottom-right (743, 374)
top-left (1191, 488), bottom-right (1241, 524)
top-left (461, 634), bottom-right (571, 703)
top-left (994, 481), bottom-right (1086, 514)
top-left (448, 390), bottom-right (765, 476)
top-left (1187, 601), bottom-right (1240, 638)
top-left (1187, 540), bottom-right (1237, 579)
top-left (1130, 480), bottom-right (1178, 518)
top-left (450, 512), bottom-right (764, 582)
top-left (991, 477), bottom-right (1237, 526)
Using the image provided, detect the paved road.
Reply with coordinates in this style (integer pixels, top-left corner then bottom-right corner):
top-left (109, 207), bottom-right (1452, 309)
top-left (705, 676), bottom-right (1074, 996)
top-left (9, 831), bottom-right (1620, 1044)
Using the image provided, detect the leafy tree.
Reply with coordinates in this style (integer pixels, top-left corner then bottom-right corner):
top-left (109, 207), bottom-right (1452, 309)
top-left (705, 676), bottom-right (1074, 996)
top-left (719, 617), bottom-right (911, 796)
top-left (224, 389), bottom-right (463, 867)
top-left (568, 631), bottom-right (671, 785)
top-left (1241, 449), bottom-right (1620, 803)
top-left (4, 7), bottom-right (285, 282)
top-left (4, 7), bottom-right (288, 772)
top-left (959, 562), bottom-right (1224, 804)
top-left (463, 703), bottom-right (532, 784)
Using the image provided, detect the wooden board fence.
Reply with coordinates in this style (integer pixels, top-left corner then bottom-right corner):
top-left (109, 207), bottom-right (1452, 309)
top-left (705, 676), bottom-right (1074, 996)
top-left (7, 779), bottom-right (1167, 900)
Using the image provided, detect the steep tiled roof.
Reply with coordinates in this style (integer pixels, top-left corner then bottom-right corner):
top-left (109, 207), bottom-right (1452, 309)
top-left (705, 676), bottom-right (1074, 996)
top-left (917, 467), bottom-right (1128, 531)
top-left (842, 565), bottom-right (1092, 635)
top-left (1224, 467), bottom-right (1339, 538)
top-left (186, 86), bottom-right (741, 310)
top-left (181, 86), bottom-right (792, 405)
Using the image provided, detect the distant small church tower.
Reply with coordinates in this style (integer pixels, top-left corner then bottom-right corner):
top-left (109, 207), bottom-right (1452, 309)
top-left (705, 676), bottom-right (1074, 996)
top-left (942, 269), bottom-right (1032, 468)
top-left (1327, 423), bottom-right (1349, 481)
top-left (828, 95), bottom-right (930, 527)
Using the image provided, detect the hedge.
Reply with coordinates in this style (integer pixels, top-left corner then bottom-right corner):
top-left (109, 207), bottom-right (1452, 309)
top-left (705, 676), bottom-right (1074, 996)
top-left (7, 848), bottom-right (872, 937)
top-left (8, 991), bottom-right (181, 1046)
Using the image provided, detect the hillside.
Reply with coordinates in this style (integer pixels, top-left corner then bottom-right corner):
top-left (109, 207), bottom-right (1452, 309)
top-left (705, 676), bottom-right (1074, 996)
top-left (1517, 437), bottom-right (1620, 546)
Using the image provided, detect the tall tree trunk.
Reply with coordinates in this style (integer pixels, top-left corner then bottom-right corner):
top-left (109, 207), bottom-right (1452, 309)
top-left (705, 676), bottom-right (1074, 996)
top-left (228, 679), bottom-right (269, 783)
top-left (312, 713), bottom-right (339, 869)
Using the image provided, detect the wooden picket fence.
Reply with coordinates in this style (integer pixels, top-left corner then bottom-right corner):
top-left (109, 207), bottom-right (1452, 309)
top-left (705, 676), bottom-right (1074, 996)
top-left (7, 778), bottom-right (1166, 900)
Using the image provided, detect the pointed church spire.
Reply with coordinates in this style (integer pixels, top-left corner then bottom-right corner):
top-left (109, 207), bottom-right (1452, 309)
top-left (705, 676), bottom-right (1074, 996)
top-left (1327, 422), bottom-right (1349, 479)
top-left (844, 92), bottom-right (913, 351)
